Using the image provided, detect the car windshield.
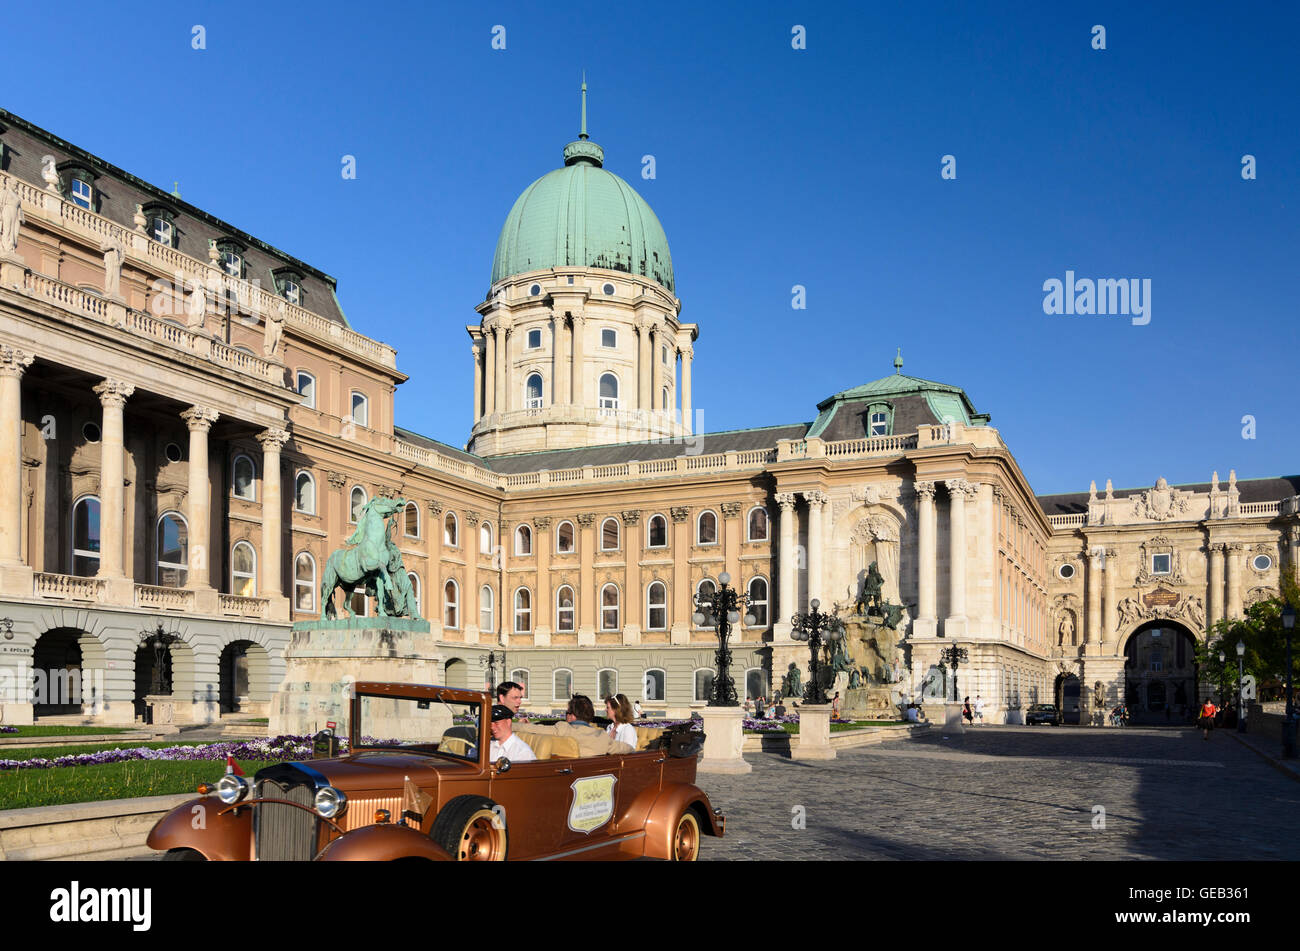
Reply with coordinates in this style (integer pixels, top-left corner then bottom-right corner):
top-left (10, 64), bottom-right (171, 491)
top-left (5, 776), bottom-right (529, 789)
top-left (354, 691), bottom-right (482, 763)
top-left (1031, 705), bottom-right (1056, 712)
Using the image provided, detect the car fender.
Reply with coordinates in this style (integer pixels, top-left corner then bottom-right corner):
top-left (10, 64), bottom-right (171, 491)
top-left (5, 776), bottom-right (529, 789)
top-left (641, 783), bottom-right (725, 860)
top-left (146, 796), bottom-right (252, 861)
top-left (316, 823), bottom-right (453, 861)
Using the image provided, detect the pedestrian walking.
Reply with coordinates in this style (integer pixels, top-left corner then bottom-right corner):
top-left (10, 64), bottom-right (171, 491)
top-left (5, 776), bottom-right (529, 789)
top-left (962, 696), bottom-right (974, 725)
top-left (1199, 699), bottom-right (1218, 740)
top-left (974, 695), bottom-right (985, 725)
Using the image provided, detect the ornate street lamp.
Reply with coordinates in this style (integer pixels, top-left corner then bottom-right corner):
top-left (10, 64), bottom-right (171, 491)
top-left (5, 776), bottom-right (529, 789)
top-left (789, 599), bottom-right (844, 706)
top-left (479, 651), bottom-right (505, 694)
top-left (1218, 649), bottom-right (1227, 712)
top-left (1236, 639), bottom-right (1247, 734)
top-left (693, 572), bottom-right (754, 707)
top-left (1282, 604), bottom-right (1296, 758)
top-left (938, 644), bottom-right (970, 702)
top-left (138, 621), bottom-right (180, 695)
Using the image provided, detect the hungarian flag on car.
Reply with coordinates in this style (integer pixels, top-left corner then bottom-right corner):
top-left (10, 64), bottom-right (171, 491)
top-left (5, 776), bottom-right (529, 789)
top-left (225, 754), bottom-right (245, 777)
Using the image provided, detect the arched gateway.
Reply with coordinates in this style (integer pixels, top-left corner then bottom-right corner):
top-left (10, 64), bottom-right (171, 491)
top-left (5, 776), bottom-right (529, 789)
top-left (1122, 620), bottom-right (1199, 724)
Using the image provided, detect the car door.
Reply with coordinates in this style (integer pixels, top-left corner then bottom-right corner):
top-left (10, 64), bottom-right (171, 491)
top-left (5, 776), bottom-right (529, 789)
top-left (550, 753), bottom-right (625, 857)
top-left (488, 756), bottom-right (574, 859)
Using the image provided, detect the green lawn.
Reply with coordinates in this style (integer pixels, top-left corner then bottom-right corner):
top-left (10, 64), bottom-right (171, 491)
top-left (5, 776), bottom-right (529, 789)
top-left (0, 725), bottom-right (138, 737)
top-left (0, 757), bottom-right (281, 810)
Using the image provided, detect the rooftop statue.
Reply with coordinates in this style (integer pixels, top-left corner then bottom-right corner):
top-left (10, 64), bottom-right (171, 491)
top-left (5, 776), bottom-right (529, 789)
top-left (321, 496), bottom-right (412, 619)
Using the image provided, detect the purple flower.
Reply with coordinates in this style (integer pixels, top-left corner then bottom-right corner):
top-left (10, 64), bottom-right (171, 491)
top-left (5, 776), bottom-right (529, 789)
top-left (0, 726), bottom-right (17, 734)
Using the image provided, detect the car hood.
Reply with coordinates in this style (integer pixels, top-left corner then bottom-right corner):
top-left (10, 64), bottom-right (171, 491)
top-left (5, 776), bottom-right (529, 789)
top-left (256, 753), bottom-right (475, 794)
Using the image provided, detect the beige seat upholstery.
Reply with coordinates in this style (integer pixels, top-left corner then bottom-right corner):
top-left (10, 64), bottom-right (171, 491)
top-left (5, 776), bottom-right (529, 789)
top-left (633, 726), bottom-right (665, 750)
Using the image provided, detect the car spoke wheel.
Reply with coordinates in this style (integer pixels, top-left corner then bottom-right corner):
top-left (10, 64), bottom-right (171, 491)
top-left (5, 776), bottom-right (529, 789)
top-left (431, 795), bottom-right (508, 861)
top-left (671, 811), bottom-right (700, 862)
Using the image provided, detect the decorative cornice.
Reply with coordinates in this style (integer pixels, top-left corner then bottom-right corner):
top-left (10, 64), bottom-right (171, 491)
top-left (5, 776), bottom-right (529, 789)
top-left (92, 378), bottom-right (135, 408)
top-left (181, 405), bottom-right (219, 432)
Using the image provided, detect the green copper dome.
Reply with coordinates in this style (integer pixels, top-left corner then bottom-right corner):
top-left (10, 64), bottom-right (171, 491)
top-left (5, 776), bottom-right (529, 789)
top-left (490, 110), bottom-right (674, 292)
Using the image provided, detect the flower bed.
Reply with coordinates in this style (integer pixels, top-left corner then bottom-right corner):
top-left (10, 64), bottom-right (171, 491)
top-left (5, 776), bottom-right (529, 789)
top-left (0, 726), bottom-right (16, 734)
top-left (0, 734), bottom-right (399, 772)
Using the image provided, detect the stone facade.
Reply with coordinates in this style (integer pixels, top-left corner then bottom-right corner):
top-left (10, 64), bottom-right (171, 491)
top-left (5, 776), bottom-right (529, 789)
top-left (0, 109), bottom-right (1296, 729)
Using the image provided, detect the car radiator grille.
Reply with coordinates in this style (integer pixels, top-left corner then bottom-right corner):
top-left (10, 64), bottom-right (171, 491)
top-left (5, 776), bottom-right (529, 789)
top-left (340, 796), bottom-right (414, 832)
top-left (254, 779), bottom-right (316, 861)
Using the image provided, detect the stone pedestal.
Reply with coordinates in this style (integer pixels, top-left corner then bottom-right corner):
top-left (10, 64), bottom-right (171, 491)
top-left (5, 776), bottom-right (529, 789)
top-left (0, 703), bottom-right (34, 725)
top-left (792, 703), bottom-right (836, 760)
top-left (0, 256), bottom-right (24, 290)
top-left (941, 700), bottom-right (966, 734)
top-left (144, 695), bottom-right (176, 725)
top-left (698, 706), bottom-right (752, 774)
top-left (0, 563), bottom-right (33, 598)
top-left (270, 617), bottom-right (441, 737)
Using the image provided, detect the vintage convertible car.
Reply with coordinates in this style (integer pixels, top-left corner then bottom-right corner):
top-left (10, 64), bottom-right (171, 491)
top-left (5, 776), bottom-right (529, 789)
top-left (147, 681), bottom-right (725, 861)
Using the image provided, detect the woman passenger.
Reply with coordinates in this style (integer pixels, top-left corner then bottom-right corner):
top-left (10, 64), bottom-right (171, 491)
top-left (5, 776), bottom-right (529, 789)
top-left (605, 694), bottom-right (638, 749)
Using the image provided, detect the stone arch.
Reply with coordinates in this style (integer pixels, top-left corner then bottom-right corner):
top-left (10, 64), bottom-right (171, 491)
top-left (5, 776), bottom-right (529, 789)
top-left (1121, 618), bottom-right (1200, 724)
top-left (443, 657), bottom-right (469, 688)
top-left (218, 639), bottom-right (272, 713)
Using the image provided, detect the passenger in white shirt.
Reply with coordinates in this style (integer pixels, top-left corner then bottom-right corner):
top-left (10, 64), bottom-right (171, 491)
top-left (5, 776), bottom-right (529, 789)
top-left (488, 704), bottom-right (536, 762)
top-left (604, 694), bottom-right (639, 750)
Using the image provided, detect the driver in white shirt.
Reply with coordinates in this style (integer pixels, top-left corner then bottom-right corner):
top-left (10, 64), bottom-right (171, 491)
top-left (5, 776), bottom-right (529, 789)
top-left (489, 704), bottom-right (536, 762)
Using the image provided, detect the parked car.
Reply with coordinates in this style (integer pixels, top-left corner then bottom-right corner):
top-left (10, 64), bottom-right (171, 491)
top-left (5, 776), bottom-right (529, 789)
top-left (1026, 703), bottom-right (1060, 725)
top-left (147, 682), bottom-right (724, 861)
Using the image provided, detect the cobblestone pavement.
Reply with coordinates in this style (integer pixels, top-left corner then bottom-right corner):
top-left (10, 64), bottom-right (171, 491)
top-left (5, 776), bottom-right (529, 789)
top-left (695, 726), bottom-right (1300, 861)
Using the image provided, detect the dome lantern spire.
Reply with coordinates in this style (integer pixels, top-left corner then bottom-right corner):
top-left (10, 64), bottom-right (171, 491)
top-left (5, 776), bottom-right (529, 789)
top-left (563, 75), bottom-right (604, 168)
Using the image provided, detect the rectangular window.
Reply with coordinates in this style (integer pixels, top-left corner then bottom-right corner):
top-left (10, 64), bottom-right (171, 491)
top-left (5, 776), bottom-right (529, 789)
top-left (283, 280), bottom-right (300, 304)
top-left (527, 329), bottom-right (542, 349)
top-left (870, 412), bottom-right (888, 436)
top-left (70, 178), bottom-right (93, 208)
top-left (150, 217), bottom-right (173, 246)
top-left (1152, 553), bottom-right (1171, 575)
top-left (221, 251), bottom-right (242, 278)
top-left (601, 329), bottom-right (617, 348)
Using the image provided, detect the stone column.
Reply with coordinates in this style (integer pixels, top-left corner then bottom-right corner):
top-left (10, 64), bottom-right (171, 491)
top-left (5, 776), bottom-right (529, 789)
top-left (775, 492), bottom-right (798, 640)
top-left (944, 480), bottom-right (974, 634)
top-left (0, 348), bottom-right (34, 583)
top-left (493, 324), bottom-right (507, 416)
top-left (1207, 542), bottom-right (1224, 627)
top-left (680, 344), bottom-right (693, 430)
top-left (556, 315), bottom-right (571, 407)
top-left (1102, 547), bottom-right (1117, 652)
top-left (651, 327), bottom-right (662, 414)
top-left (472, 342), bottom-right (483, 421)
top-left (636, 318), bottom-right (651, 410)
top-left (622, 510), bottom-right (641, 644)
top-left (1086, 548), bottom-right (1102, 651)
top-left (181, 406), bottom-right (219, 599)
top-left (534, 516), bottom-right (552, 644)
top-left (464, 511), bottom-right (481, 644)
top-left (483, 327), bottom-right (496, 415)
top-left (426, 500), bottom-right (443, 633)
top-left (501, 326), bottom-right (514, 413)
top-left (669, 507), bottom-right (690, 644)
top-left (576, 512), bottom-right (596, 644)
top-left (1226, 543), bottom-right (1244, 619)
top-left (550, 316), bottom-right (562, 408)
top-left (914, 481), bottom-right (937, 637)
top-left (257, 428), bottom-right (290, 606)
top-left (91, 380), bottom-right (134, 581)
top-left (803, 490), bottom-right (828, 607)
top-left (571, 315), bottom-right (586, 405)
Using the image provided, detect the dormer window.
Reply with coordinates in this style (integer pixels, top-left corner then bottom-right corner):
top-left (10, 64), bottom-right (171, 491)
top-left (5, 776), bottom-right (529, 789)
top-left (142, 203), bottom-right (178, 247)
top-left (216, 241), bottom-right (244, 278)
top-left (62, 165), bottom-right (96, 209)
top-left (866, 402), bottom-right (893, 437)
top-left (273, 268), bottom-right (304, 305)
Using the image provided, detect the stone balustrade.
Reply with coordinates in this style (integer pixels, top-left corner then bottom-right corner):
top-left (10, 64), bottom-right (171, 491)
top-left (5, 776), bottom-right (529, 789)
top-left (33, 572), bottom-right (105, 601)
top-left (1238, 500), bottom-right (1281, 517)
top-left (1047, 513), bottom-right (1088, 529)
top-left (0, 169), bottom-right (396, 371)
top-left (218, 594), bottom-right (270, 619)
top-left (134, 584), bottom-right (195, 612)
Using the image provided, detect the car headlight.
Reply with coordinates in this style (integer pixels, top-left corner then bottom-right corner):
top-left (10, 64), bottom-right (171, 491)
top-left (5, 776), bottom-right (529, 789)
top-left (314, 785), bottom-right (347, 819)
top-left (216, 774), bottom-right (248, 805)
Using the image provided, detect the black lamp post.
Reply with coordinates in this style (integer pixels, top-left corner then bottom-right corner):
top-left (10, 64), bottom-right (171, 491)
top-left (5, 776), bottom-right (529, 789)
top-left (480, 651), bottom-right (504, 694)
top-left (1218, 649), bottom-right (1227, 713)
top-left (1282, 604), bottom-right (1296, 759)
top-left (938, 644), bottom-right (970, 702)
top-left (789, 599), bottom-right (844, 706)
top-left (1236, 639), bottom-right (1247, 734)
top-left (693, 572), bottom-right (754, 707)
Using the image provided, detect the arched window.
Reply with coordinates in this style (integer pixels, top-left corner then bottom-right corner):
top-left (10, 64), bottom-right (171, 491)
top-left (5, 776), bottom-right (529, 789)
top-left (745, 668), bottom-right (768, 700)
top-left (350, 391), bottom-right (369, 428)
top-left (515, 524), bottom-right (532, 556)
top-left (600, 517), bottom-right (620, 551)
top-left (556, 520), bottom-right (575, 553)
top-left (403, 501), bottom-right (420, 538)
top-left (294, 471), bottom-right (315, 514)
top-left (525, 374), bottom-right (543, 409)
top-left (600, 583), bottom-right (620, 631)
top-left (644, 668), bottom-right (666, 702)
top-left (156, 512), bottom-right (189, 586)
top-left (598, 373), bottom-right (619, 412)
top-left (232, 454), bottom-right (256, 501)
top-left (647, 513), bottom-right (667, 548)
top-left (556, 585), bottom-right (575, 632)
top-left (71, 495), bottom-right (101, 576)
top-left (646, 581), bottom-right (667, 630)
top-left (697, 510), bottom-right (718, 545)
top-left (479, 585), bottom-right (495, 633)
top-left (294, 552), bottom-right (316, 612)
top-left (694, 669), bottom-right (715, 703)
top-left (509, 669), bottom-right (530, 697)
top-left (231, 541), bottom-right (256, 597)
top-left (407, 572), bottom-right (421, 616)
top-left (443, 579), bottom-right (459, 628)
top-left (296, 370), bottom-right (316, 409)
top-left (695, 579), bottom-right (716, 627)
top-left (662, 387), bottom-right (670, 411)
top-left (514, 587), bottom-right (532, 633)
top-left (480, 521), bottom-right (493, 554)
top-left (444, 512), bottom-right (459, 547)
top-left (597, 668), bottom-right (618, 698)
top-left (746, 506), bottom-right (769, 542)
top-left (747, 576), bottom-right (769, 627)
top-left (349, 486), bottom-right (367, 523)
top-left (553, 668), bottom-right (573, 701)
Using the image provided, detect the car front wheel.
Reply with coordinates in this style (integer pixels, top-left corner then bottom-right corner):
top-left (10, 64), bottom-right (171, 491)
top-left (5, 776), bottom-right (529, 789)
top-left (670, 810), bottom-right (701, 862)
top-left (162, 848), bottom-right (206, 861)
top-left (431, 795), bottom-right (508, 861)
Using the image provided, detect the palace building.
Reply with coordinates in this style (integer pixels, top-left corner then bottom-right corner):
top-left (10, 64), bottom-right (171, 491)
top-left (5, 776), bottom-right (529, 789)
top-left (0, 100), bottom-right (1296, 727)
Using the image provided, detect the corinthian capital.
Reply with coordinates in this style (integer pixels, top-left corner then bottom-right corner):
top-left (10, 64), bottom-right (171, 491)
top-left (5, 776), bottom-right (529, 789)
top-left (913, 480), bottom-right (937, 501)
top-left (426, 499), bottom-right (444, 516)
top-left (256, 427), bottom-right (290, 453)
top-left (0, 347), bottom-right (35, 379)
top-left (774, 492), bottom-right (797, 510)
top-left (802, 490), bottom-right (829, 507)
top-left (576, 512), bottom-right (596, 527)
top-left (620, 510), bottom-right (642, 525)
top-left (719, 502), bottom-right (742, 518)
top-left (945, 478), bottom-right (978, 499)
top-left (181, 405), bottom-right (219, 432)
top-left (93, 378), bottom-right (135, 407)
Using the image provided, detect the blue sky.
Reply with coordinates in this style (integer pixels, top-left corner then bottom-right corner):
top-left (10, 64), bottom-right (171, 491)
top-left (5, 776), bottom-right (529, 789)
top-left (3, 0), bottom-right (1296, 494)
